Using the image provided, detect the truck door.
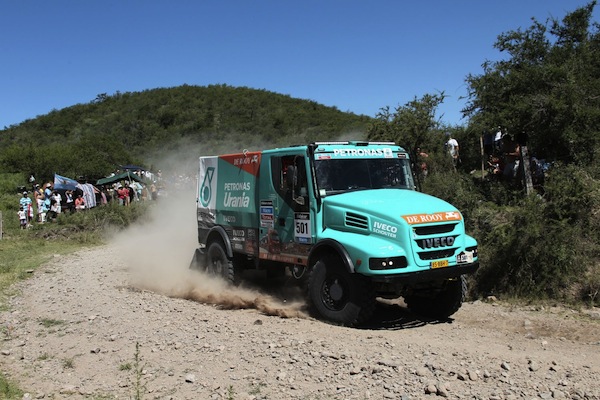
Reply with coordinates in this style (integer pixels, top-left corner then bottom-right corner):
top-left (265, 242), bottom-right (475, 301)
top-left (260, 154), bottom-right (312, 264)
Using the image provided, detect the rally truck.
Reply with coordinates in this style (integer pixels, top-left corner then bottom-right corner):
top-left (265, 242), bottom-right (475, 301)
top-left (191, 141), bottom-right (479, 326)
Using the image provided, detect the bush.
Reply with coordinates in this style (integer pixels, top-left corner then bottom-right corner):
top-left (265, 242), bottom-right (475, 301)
top-left (470, 163), bottom-right (600, 305)
top-left (420, 170), bottom-right (484, 225)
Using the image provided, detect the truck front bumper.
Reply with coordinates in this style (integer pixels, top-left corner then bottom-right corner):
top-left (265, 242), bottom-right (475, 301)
top-left (370, 262), bottom-right (479, 284)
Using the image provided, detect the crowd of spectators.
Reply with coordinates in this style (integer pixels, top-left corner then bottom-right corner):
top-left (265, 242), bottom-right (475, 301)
top-left (15, 171), bottom-right (167, 228)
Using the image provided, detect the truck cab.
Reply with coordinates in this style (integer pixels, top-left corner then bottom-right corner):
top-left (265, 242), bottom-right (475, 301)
top-left (193, 141), bottom-right (479, 326)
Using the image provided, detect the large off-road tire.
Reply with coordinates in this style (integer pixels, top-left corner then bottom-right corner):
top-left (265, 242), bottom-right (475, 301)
top-left (206, 241), bottom-right (236, 284)
top-left (404, 275), bottom-right (467, 320)
top-left (306, 254), bottom-right (376, 326)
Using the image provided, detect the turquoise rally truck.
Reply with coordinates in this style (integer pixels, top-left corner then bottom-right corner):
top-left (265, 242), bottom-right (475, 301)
top-left (192, 141), bottom-right (479, 326)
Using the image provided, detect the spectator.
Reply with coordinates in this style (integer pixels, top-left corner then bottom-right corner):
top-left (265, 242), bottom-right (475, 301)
top-left (416, 147), bottom-right (429, 179)
top-left (117, 185), bottom-right (128, 206)
top-left (75, 194), bottom-right (86, 211)
top-left (18, 207), bottom-right (27, 229)
top-left (34, 184), bottom-right (45, 223)
top-left (445, 135), bottom-right (460, 167)
top-left (487, 155), bottom-right (503, 179)
top-left (65, 190), bottom-right (75, 213)
top-left (44, 183), bottom-right (53, 210)
top-left (126, 183), bottom-right (135, 204)
top-left (150, 182), bottom-right (158, 200)
top-left (502, 134), bottom-right (521, 180)
top-left (19, 191), bottom-right (34, 226)
top-left (494, 128), bottom-right (503, 154)
top-left (49, 190), bottom-right (62, 221)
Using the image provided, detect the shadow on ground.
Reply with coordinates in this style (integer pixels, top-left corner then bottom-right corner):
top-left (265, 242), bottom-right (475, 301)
top-left (238, 270), bottom-right (453, 330)
top-left (360, 301), bottom-right (455, 330)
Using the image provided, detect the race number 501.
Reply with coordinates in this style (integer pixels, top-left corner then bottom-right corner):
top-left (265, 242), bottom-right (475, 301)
top-left (294, 213), bottom-right (311, 242)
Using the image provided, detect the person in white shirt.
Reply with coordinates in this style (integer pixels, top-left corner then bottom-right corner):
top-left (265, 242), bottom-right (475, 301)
top-left (446, 136), bottom-right (460, 167)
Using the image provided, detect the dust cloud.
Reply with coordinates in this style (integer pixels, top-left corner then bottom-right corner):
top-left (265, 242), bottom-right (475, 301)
top-left (111, 185), bottom-right (308, 320)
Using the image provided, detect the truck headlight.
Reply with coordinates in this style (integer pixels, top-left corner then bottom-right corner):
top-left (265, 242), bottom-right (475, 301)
top-left (466, 246), bottom-right (478, 259)
top-left (369, 257), bottom-right (408, 270)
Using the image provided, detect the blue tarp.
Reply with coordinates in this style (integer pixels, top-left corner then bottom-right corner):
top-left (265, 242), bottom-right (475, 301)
top-left (54, 174), bottom-right (79, 191)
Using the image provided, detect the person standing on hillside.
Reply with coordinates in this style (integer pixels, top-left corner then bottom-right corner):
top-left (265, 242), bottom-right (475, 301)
top-left (18, 206), bottom-right (27, 229)
top-left (34, 184), bottom-right (45, 222)
top-left (445, 135), bottom-right (460, 168)
top-left (19, 191), bottom-right (33, 227)
top-left (416, 147), bottom-right (429, 179)
top-left (502, 134), bottom-right (521, 180)
top-left (65, 190), bottom-right (75, 213)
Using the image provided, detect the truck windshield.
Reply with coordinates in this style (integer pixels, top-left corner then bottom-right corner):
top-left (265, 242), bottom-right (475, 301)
top-left (314, 157), bottom-right (414, 195)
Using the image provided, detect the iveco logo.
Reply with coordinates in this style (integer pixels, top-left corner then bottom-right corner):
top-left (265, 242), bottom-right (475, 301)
top-left (421, 236), bottom-right (455, 249)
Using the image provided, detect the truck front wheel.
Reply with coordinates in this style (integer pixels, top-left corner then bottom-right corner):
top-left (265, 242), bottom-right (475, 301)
top-left (206, 241), bottom-right (236, 284)
top-left (404, 275), bottom-right (467, 320)
top-left (307, 255), bottom-right (376, 326)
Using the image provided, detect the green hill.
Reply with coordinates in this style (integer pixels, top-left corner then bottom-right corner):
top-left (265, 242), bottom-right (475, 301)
top-left (0, 84), bottom-right (372, 181)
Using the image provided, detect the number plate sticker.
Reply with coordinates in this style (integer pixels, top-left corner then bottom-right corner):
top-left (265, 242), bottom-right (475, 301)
top-left (456, 251), bottom-right (474, 264)
top-left (294, 212), bottom-right (311, 244)
top-left (431, 260), bottom-right (449, 269)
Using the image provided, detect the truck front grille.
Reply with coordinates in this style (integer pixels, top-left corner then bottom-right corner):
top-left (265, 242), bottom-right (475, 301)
top-left (411, 222), bottom-right (462, 263)
top-left (413, 223), bottom-right (457, 235)
top-left (418, 248), bottom-right (457, 260)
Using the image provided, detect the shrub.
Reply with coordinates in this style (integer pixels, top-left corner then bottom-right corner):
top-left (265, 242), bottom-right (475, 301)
top-left (470, 163), bottom-right (600, 304)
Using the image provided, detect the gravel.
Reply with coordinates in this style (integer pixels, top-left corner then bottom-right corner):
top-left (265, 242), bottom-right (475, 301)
top-left (1, 196), bottom-right (599, 399)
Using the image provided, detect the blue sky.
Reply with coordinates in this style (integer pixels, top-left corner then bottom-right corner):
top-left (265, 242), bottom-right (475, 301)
top-left (1, 1), bottom-right (597, 130)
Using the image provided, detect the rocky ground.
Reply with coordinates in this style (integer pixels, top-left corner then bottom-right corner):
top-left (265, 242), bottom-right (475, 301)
top-left (1, 199), bottom-right (599, 400)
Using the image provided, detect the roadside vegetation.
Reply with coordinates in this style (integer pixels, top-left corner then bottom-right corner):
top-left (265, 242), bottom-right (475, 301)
top-left (368, 2), bottom-right (600, 306)
top-left (0, 187), bottom-right (148, 395)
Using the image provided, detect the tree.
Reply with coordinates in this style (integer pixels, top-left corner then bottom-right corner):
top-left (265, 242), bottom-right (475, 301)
top-left (367, 93), bottom-right (446, 156)
top-left (464, 2), bottom-right (600, 165)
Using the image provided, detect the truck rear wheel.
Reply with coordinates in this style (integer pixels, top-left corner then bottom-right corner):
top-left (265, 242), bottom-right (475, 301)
top-left (404, 275), bottom-right (467, 320)
top-left (206, 241), bottom-right (236, 284)
top-left (307, 255), bottom-right (376, 326)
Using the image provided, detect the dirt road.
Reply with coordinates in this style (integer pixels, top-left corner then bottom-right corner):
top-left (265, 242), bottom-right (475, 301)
top-left (1, 197), bottom-right (599, 399)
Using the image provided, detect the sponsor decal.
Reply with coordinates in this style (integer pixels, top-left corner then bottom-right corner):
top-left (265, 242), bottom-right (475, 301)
top-left (232, 154), bottom-right (259, 166)
top-left (223, 215), bottom-right (236, 223)
top-left (420, 236), bottom-right (456, 249)
top-left (222, 181), bottom-right (252, 209)
top-left (199, 167), bottom-right (215, 207)
top-left (260, 200), bottom-right (274, 228)
top-left (224, 182), bottom-right (251, 191)
top-left (332, 148), bottom-right (393, 158)
top-left (223, 191), bottom-right (250, 208)
top-left (221, 152), bottom-right (262, 175)
top-left (232, 229), bottom-right (245, 238)
top-left (402, 211), bottom-right (462, 225)
top-left (372, 221), bottom-right (398, 238)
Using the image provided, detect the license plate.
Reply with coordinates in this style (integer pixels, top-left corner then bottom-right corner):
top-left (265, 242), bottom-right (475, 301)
top-left (431, 260), bottom-right (449, 269)
top-left (456, 251), bottom-right (474, 263)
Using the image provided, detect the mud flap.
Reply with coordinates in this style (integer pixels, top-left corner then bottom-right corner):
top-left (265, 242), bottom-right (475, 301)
top-left (189, 248), bottom-right (206, 271)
